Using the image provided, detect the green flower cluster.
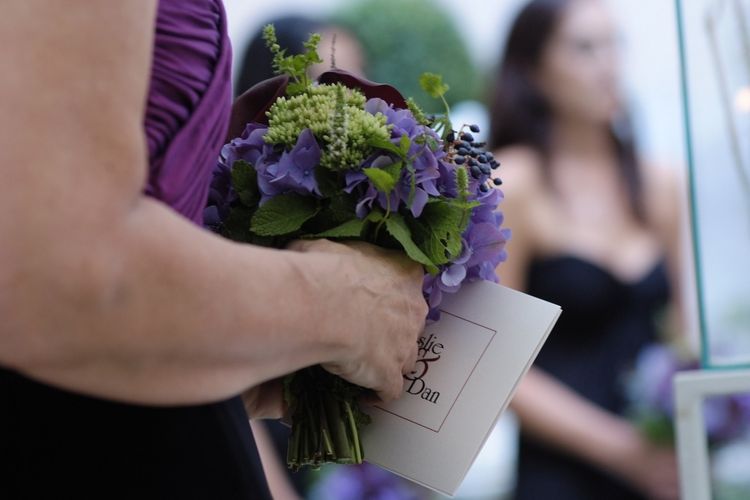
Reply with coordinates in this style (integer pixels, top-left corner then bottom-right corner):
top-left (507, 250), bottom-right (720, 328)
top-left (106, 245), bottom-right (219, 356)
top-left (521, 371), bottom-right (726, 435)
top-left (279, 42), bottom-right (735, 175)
top-left (265, 84), bottom-right (391, 170)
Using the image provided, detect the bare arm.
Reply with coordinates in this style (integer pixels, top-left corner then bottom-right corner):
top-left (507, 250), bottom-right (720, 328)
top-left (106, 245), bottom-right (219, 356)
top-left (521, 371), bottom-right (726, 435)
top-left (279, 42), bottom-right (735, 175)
top-left (0, 1), bottom-right (425, 406)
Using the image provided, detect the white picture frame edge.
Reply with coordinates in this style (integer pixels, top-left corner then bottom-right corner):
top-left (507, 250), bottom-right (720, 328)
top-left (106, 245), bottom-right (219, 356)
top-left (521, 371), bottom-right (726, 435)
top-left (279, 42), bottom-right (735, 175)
top-left (674, 368), bottom-right (750, 500)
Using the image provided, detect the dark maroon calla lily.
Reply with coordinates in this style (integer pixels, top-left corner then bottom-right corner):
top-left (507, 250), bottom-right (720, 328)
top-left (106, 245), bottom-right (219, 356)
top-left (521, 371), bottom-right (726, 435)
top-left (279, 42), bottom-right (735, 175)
top-left (317, 69), bottom-right (408, 109)
top-left (226, 74), bottom-right (289, 140)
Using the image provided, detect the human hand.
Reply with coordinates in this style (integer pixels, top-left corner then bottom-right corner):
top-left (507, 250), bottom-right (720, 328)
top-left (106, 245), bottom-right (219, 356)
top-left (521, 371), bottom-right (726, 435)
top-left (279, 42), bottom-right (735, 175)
top-left (287, 239), bottom-right (427, 403)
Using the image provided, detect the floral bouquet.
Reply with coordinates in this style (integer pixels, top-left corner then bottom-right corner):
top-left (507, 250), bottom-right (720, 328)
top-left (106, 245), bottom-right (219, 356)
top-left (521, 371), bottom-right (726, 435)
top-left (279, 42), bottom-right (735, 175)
top-left (205, 26), bottom-right (509, 470)
top-left (624, 343), bottom-right (750, 446)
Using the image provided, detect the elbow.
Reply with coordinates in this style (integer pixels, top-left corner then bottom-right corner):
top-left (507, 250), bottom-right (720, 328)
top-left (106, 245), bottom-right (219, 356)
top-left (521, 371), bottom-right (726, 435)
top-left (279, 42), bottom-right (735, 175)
top-left (0, 233), bottom-right (125, 373)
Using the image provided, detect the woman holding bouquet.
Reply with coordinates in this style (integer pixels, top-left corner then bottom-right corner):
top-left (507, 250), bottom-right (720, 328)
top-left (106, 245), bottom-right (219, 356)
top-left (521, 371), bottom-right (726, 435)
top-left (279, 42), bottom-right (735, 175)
top-left (491, 1), bottom-right (685, 499)
top-left (0, 1), bottom-right (427, 498)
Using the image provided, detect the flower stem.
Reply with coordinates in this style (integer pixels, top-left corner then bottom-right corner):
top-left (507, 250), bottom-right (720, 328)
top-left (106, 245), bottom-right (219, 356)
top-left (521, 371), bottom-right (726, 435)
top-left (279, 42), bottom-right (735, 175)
top-left (345, 401), bottom-right (364, 463)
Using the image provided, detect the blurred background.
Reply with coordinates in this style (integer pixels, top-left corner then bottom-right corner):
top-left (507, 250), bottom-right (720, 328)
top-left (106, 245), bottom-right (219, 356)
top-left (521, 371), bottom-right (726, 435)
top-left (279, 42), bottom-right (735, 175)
top-left (225, 0), bottom-right (685, 165)
top-left (224, 0), bottom-right (750, 498)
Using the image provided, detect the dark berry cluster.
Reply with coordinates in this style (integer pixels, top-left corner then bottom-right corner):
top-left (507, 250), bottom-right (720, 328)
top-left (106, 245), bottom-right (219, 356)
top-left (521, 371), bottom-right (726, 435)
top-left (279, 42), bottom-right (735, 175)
top-left (446, 124), bottom-right (502, 193)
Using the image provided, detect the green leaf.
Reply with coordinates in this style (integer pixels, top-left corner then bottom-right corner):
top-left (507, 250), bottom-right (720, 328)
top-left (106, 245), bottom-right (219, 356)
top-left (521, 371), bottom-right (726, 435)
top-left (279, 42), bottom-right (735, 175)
top-left (222, 205), bottom-right (256, 243)
top-left (384, 213), bottom-right (438, 273)
top-left (264, 25), bottom-right (321, 91)
top-left (366, 210), bottom-right (384, 223)
top-left (422, 199), bottom-right (468, 231)
top-left (367, 136), bottom-right (404, 158)
top-left (231, 160), bottom-right (260, 207)
top-left (416, 199), bottom-right (478, 265)
top-left (399, 134), bottom-right (411, 156)
top-left (315, 168), bottom-right (341, 198)
top-left (250, 193), bottom-right (320, 236)
top-left (363, 168), bottom-right (395, 193)
top-left (312, 218), bottom-right (365, 238)
top-left (363, 162), bottom-right (403, 194)
top-left (419, 72), bottom-right (450, 99)
top-left (325, 192), bottom-right (358, 225)
top-left (405, 162), bottom-right (417, 207)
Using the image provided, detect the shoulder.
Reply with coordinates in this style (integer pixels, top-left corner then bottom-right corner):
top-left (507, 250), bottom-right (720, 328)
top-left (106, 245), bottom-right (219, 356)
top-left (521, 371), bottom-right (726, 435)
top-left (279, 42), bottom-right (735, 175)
top-left (491, 145), bottom-right (549, 257)
top-left (492, 145), bottom-right (546, 203)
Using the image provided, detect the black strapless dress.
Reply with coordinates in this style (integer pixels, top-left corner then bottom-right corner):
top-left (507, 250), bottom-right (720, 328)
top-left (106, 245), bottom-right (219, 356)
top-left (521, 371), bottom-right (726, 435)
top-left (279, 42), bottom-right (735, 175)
top-left (0, 370), bottom-right (270, 499)
top-left (514, 255), bottom-right (670, 500)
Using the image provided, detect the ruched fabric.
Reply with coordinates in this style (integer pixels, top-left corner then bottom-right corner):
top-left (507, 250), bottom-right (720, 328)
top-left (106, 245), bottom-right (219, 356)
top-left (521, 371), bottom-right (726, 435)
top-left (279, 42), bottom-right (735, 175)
top-left (144, 0), bottom-right (232, 224)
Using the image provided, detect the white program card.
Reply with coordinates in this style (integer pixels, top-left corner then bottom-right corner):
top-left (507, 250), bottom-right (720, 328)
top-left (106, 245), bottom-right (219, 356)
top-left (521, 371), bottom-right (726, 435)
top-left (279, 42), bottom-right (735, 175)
top-left (361, 280), bottom-right (561, 496)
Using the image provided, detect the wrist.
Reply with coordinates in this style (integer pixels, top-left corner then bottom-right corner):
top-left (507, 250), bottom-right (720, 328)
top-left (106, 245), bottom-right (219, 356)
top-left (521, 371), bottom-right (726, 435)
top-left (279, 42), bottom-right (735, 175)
top-left (284, 249), bottom-right (359, 364)
top-left (594, 421), bottom-right (644, 478)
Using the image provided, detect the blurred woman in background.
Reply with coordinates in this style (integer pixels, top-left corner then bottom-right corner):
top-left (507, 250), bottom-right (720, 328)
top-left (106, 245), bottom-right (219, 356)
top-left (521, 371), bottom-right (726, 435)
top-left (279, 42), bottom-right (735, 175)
top-left (490, 1), bottom-right (684, 499)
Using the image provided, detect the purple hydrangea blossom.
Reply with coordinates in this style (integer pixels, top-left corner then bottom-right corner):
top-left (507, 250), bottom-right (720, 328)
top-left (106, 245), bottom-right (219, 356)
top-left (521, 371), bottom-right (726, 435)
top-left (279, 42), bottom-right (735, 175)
top-left (255, 128), bottom-right (322, 202)
top-left (204, 123), bottom-right (275, 227)
top-left (204, 123), bottom-right (271, 227)
top-left (422, 182), bottom-right (510, 320)
top-left (204, 159), bottom-right (234, 229)
top-left (346, 98), bottom-right (444, 219)
top-left (205, 123), bottom-right (322, 218)
top-left (311, 463), bottom-right (424, 500)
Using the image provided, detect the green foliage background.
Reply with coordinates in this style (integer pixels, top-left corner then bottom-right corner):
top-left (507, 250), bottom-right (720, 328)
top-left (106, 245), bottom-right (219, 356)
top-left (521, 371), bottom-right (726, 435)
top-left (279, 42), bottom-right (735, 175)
top-left (332, 0), bottom-right (480, 113)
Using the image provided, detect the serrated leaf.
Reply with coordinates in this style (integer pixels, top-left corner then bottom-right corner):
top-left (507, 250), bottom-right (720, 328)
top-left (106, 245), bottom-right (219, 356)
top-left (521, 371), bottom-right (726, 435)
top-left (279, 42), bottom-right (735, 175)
top-left (312, 218), bottom-right (365, 238)
top-left (422, 200), bottom-right (467, 231)
top-left (363, 162), bottom-right (402, 194)
top-left (417, 200), bottom-right (477, 265)
top-left (419, 72), bottom-right (450, 99)
top-left (367, 136), bottom-right (405, 158)
top-left (231, 160), bottom-right (260, 207)
top-left (363, 168), bottom-right (395, 193)
top-left (408, 219), bottom-right (442, 265)
top-left (384, 214), bottom-right (438, 274)
top-left (250, 193), bottom-right (319, 236)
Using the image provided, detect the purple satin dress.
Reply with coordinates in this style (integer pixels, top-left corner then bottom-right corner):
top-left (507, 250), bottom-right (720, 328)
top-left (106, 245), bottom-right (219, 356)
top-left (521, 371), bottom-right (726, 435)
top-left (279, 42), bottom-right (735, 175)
top-left (144, 0), bottom-right (231, 223)
top-left (0, 2), bottom-right (271, 498)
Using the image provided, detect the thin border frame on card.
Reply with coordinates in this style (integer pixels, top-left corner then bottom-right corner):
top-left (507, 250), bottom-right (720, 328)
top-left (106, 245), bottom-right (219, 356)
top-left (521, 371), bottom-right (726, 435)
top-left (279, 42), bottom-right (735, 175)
top-left (373, 311), bottom-right (497, 433)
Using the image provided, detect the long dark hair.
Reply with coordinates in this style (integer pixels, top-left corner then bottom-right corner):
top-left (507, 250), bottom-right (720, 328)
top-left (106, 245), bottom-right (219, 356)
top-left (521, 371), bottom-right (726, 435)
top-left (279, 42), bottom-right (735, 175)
top-left (489, 0), bottom-right (645, 222)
